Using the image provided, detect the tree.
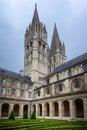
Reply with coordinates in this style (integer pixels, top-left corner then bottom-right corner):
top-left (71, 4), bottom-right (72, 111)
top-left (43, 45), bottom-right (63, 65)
top-left (23, 111), bottom-right (28, 119)
top-left (8, 110), bottom-right (15, 119)
top-left (30, 111), bottom-right (36, 119)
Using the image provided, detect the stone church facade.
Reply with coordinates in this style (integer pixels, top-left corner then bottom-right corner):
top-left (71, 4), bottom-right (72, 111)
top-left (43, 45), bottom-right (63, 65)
top-left (0, 4), bottom-right (87, 120)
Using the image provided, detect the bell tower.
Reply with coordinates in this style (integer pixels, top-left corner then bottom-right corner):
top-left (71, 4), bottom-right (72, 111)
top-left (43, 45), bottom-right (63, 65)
top-left (24, 4), bottom-right (48, 88)
top-left (48, 23), bottom-right (67, 73)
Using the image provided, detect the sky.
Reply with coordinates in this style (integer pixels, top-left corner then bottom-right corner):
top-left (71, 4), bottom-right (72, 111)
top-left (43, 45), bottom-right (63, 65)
top-left (0, 0), bottom-right (87, 73)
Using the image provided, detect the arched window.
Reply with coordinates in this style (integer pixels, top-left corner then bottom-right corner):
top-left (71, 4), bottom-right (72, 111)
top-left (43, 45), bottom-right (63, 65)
top-left (74, 79), bottom-right (80, 88)
top-left (46, 87), bottom-right (50, 95)
top-left (37, 90), bottom-right (40, 96)
top-left (53, 56), bottom-right (56, 62)
top-left (59, 84), bottom-right (63, 92)
top-left (68, 69), bottom-right (72, 77)
top-left (57, 74), bottom-right (59, 81)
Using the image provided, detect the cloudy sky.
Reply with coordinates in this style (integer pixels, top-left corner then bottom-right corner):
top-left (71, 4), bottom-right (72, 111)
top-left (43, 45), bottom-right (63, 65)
top-left (0, 0), bottom-right (87, 73)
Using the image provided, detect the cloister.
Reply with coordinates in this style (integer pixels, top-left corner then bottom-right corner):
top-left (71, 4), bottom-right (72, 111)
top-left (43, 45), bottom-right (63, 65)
top-left (0, 97), bottom-right (87, 120)
top-left (32, 97), bottom-right (87, 120)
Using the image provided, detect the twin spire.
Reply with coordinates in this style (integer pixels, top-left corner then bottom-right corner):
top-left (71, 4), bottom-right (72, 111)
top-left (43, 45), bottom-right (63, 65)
top-left (27, 4), bottom-right (65, 54)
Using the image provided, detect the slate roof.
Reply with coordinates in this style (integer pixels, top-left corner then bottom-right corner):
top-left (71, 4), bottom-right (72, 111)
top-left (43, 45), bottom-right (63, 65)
top-left (49, 52), bottom-right (87, 76)
top-left (0, 68), bottom-right (32, 83)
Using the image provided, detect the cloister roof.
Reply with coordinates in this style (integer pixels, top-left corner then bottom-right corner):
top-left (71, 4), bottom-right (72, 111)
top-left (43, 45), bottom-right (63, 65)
top-left (0, 68), bottom-right (32, 83)
top-left (49, 52), bottom-right (87, 76)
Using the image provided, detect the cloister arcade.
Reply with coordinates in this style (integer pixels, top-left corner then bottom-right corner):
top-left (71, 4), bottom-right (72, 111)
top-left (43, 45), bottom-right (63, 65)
top-left (0, 103), bottom-right (29, 118)
top-left (32, 98), bottom-right (87, 120)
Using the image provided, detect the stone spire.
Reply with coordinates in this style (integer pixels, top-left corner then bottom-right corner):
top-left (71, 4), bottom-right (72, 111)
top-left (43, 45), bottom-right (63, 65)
top-left (32, 3), bottom-right (40, 24)
top-left (49, 23), bottom-right (61, 55)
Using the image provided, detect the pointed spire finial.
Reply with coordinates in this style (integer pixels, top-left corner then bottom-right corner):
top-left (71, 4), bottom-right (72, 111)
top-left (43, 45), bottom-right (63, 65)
top-left (32, 3), bottom-right (39, 24)
top-left (35, 3), bottom-right (37, 8)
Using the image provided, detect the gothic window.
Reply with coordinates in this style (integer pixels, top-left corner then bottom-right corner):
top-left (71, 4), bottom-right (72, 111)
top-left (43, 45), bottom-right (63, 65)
top-left (2, 78), bottom-right (7, 84)
top-left (12, 89), bottom-right (16, 95)
top-left (27, 45), bottom-right (29, 50)
top-left (59, 84), bottom-right (63, 92)
top-left (39, 41), bottom-right (41, 50)
top-left (30, 42), bottom-right (33, 47)
top-left (46, 87), bottom-right (50, 94)
top-left (49, 58), bottom-right (52, 65)
top-left (74, 79), bottom-right (80, 88)
top-left (46, 78), bottom-right (49, 85)
top-left (57, 74), bottom-right (59, 81)
top-left (37, 90), bottom-right (40, 96)
top-left (68, 69), bottom-right (72, 77)
top-left (43, 44), bottom-right (45, 50)
top-left (83, 64), bottom-right (87, 72)
top-left (53, 56), bottom-right (56, 62)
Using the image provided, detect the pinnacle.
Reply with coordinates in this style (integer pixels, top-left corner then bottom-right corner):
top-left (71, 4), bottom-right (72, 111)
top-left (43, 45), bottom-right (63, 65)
top-left (32, 3), bottom-right (40, 24)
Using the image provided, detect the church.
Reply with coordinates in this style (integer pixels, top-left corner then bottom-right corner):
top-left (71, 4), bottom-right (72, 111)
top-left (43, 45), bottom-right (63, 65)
top-left (0, 4), bottom-right (87, 120)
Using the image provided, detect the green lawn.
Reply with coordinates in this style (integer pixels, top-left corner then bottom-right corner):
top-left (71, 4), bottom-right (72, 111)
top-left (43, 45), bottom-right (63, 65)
top-left (0, 119), bottom-right (87, 130)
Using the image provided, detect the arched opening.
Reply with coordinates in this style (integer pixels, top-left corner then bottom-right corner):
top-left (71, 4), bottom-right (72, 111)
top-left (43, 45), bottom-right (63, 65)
top-left (13, 104), bottom-right (19, 117)
top-left (54, 102), bottom-right (59, 116)
top-left (33, 105), bottom-right (36, 113)
top-left (1, 103), bottom-right (9, 117)
top-left (63, 100), bottom-right (70, 117)
top-left (23, 105), bottom-right (28, 115)
top-left (38, 104), bottom-right (42, 116)
top-left (75, 99), bottom-right (84, 118)
top-left (45, 103), bottom-right (50, 116)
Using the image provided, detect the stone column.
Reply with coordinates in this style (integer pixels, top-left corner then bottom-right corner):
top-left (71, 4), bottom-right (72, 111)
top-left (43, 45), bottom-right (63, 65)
top-left (59, 101), bottom-right (63, 119)
top-left (9, 104), bottom-right (14, 116)
top-left (42, 103), bottom-right (45, 118)
top-left (70, 99), bottom-right (75, 120)
top-left (50, 102), bottom-right (53, 118)
top-left (36, 104), bottom-right (38, 117)
top-left (83, 98), bottom-right (87, 119)
top-left (19, 104), bottom-right (23, 118)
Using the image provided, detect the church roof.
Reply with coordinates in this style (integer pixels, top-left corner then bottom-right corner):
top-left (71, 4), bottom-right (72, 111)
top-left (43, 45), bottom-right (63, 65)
top-left (49, 23), bottom-right (62, 56)
top-left (32, 3), bottom-right (40, 24)
top-left (49, 52), bottom-right (87, 76)
top-left (0, 68), bottom-right (32, 83)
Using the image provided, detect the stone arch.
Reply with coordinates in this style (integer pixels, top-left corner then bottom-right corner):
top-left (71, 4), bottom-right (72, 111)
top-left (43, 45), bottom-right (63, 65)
top-left (33, 105), bottom-right (36, 113)
top-left (23, 105), bottom-right (28, 115)
top-left (45, 103), bottom-right (50, 116)
top-left (75, 99), bottom-right (84, 118)
top-left (63, 100), bottom-right (70, 117)
top-left (1, 103), bottom-right (9, 117)
top-left (38, 104), bottom-right (42, 116)
top-left (13, 104), bottom-right (19, 117)
top-left (53, 102), bottom-right (59, 116)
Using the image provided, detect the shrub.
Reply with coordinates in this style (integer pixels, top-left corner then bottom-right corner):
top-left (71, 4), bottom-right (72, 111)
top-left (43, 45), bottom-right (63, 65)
top-left (30, 111), bottom-right (36, 119)
top-left (23, 111), bottom-right (28, 119)
top-left (8, 110), bottom-right (15, 119)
